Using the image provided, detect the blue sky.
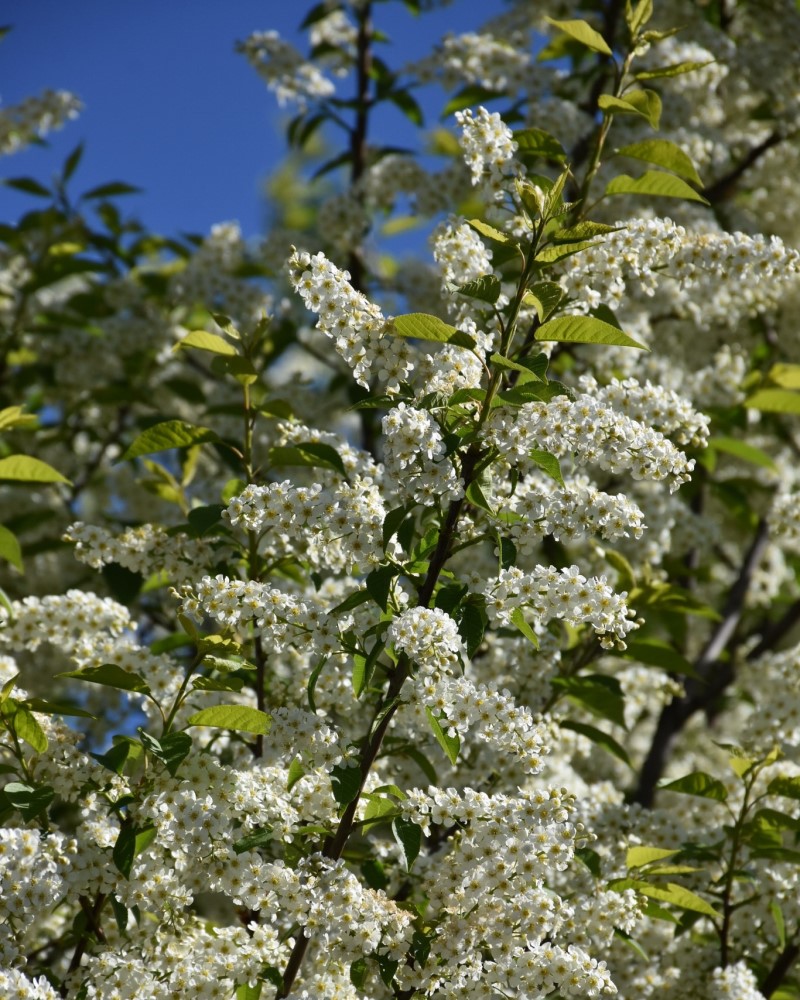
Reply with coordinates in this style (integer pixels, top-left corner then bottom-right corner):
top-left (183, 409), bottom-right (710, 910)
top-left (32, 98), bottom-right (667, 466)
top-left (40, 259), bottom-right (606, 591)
top-left (0, 0), bottom-right (496, 240)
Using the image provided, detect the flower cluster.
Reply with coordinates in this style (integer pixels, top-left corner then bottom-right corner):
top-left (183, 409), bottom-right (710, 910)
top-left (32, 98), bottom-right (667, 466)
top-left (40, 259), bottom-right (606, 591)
top-left (238, 30), bottom-right (335, 110)
top-left (388, 606), bottom-right (464, 673)
top-left (382, 403), bottom-right (464, 506)
top-left (487, 388), bottom-right (696, 491)
top-left (455, 106), bottom-right (520, 188)
top-left (65, 521), bottom-right (214, 584)
top-left (288, 248), bottom-right (414, 388)
top-left (481, 564), bottom-right (637, 648)
top-left (0, 89), bottom-right (81, 156)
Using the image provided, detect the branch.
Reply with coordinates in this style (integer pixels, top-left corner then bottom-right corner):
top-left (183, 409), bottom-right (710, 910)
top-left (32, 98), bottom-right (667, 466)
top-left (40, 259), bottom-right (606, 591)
top-left (703, 131), bottom-right (783, 203)
top-left (761, 939), bottom-right (800, 998)
top-left (633, 519), bottom-right (770, 806)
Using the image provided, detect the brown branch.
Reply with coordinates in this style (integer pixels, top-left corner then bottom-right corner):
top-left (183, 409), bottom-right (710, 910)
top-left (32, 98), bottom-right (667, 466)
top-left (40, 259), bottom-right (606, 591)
top-left (632, 519), bottom-right (770, 806)
top-left (703, 131), bottom-right (783, 203)
top-left (761, 940), bottom-right (800, 998)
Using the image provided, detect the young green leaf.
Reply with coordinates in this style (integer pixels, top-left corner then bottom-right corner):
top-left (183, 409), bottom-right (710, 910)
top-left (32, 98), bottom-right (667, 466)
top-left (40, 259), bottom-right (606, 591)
top-left (173, 329), bottom-right (238, 356)
top-left (614, 139), bottom-right (702, 186)
top-left (393, 815), bottom-right (422, 871)
top-left (545, 16), bottom-right (612, 55)
top-left (560, 720), bottom-right (632, 767)
top-left (186, 705), bottom-right (272, 735)
top-left (660, 771), bottom-right (728, 802)
top-left (536, 315), bottom-right (647, 350)
top-left (0, 455), bottom-right (70, 484)
top-left (0, 524), bottom-right (22, 571)
top-left (605, 171), bottom-right (709, 204)
top-left (599, 90), bottom-right (661, 128)
top-left (59, 664), bottom-right (152, 695)
top-left (425, 707), bottom-right (460, 764)
top-left (122, 421), bottom-right (220, 461)
top-left (391, 312), bottom-right (476, 350)
top-left (744, 389), bottom-right (800, 414)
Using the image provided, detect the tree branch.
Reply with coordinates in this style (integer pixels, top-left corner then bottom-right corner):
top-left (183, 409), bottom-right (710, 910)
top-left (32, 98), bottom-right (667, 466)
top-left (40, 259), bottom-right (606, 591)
top-left (633, 519), bottom-right (770, 806)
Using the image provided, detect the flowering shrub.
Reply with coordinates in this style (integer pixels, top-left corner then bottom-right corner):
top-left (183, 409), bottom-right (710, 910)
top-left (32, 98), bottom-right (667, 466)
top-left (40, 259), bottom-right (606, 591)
top-left (3, 1), bottom-right (800, 997)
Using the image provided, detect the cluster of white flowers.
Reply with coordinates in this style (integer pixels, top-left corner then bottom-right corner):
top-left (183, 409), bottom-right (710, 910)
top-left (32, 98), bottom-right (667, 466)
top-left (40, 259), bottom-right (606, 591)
top-left (0, 829), bottom-right (66, 962)
top-left (487, 390), bottom-right (695, 492)
top-left (0, 89), bottom-right (81, 156)
top-left (770, 491), bottom-right (800, 550)
top-left (580, 375), bottom-right (710, 449)
top-left (0, 969), bottom-right (59, 999)
top-left (455, 106), bottom-right (519, 188)
top-left (481, 564), bottom-right (636, 648)
top-left (411, 31), bottom-right (533, 91)
top-left (383, 403), bottom-right (464, 506)
top-left (398, 786), bottom-right (616, 997)
top-left (0, 590), bottom-right (131, 651)
top-left (389, 606), bottom-right (464, 673)
top-left (406, 671), bottom-right (551, 773)
top-left (238, 30), bottom-right (335, 110)
top-left (710, 962), bottom-right (767, 1000)
top-left (169, 221), bottom-right (271, 323)
top-left (740, 642), bottom-right (800, 754)
top-left (65, 521), bottom-right (214, 584)
top-left (558, 215), bottom-right (800, 325)
top-left (181, 574), bottom-right (346, 658)
top-left (505, 474), bottom-right (646, 547)
top-left (432, 217), bottom-right (495, 289)
top-left (225, 477), bottom-right (387, 569)
top-left (288, 248), bottom-right (414, 388)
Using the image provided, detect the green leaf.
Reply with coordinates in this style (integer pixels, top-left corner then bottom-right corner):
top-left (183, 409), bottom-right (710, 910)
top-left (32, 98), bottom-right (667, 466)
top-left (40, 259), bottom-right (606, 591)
top-left (391, 312), bottom-right (476, 350)
top-left (389, 88), bottom-right (424, 126)
top-left (529, 448), bottom-right (565, 487)
top-left (545, 16), bottom-right (612, 55)
top-left (236, 983), bottom-right (263, 1000)
top-left (156, 731), bottom-right (193, 777)
top-left (536, 239), bottom-right (599, 265)
top-left (187, 705), bottom-right (272, 735)
top-left (513, 127), bottom-right (567, 161)
top-left (91, 740), bottom-right (134, 775)
top-left (466, 480), bottom-right (494, 515)
top-left (0, 524), bottom-right (22, 571)
top-left (510, 606), bottom-right (539, 648)
top-left (490, 353), bottom-right (544, 382)
top-left (350, 958), bottom-right (368, 991)
top-left (173, 329), bottom-right (237, 356)
top-left (393, 815), bottom-right (422, 871)
top-left (605, 171), bottom-right (709, 204)
top-left (624, 639), bottom-right (698, 678)
top-left (626, 0), bottom-right (654, 35)
top-left (83, 181), bottom-right (141, 198)
top-left (457, 602), bottom-right (487, 658)
top-left (767, 776), bottom-right (800, 801)
top-left (2, 782), bottom-right (54, 821)
top-left (615, 139), bottom-right (702, 186)
top-left (560, 720), bottom-right (632, 767)
top-left (0, 405), bottom-right (39, 431)
top-left (60, 664), bottom-right (152, 695)
top-left (550, 675), bottom-right (627, 728)
top-left (366, 565), bottom-right (396, 612)
top-left (536, 315), bottom-right (647, 350)
top-left (268, 442), bottom-right (348, 479)
top-left (453, 275), bottom-right (501, 304)
top-left (232, 827), bottom-right (275, 854)
top-left (330, 763), bottom-right (362, 805)
top-left (661, 771), bottom-right (728, 802)
top-left (4, 176), bottom-right (52, 196)
top-left (0, 455), bottom-right (70, 484)
top-left (744, 389), bottom-right (800, 414)
top-left (187, 504), bottom-right (226, 536)
top-left (626, 845), bottom-right (679, 868)
top-left (12, 707), bottom-right (48, 753)
top-left (383, 504), bottom-right (413, 550)
top-left (608, 877), bottom-right (720, 918)
top-left (768, 363), bottom-right (800, 389)
top-left (287, 757), bottom-right (306, 792)
top-left (771, 901), bottom-right (787, 951)
top-left (523, 281), bottom-right (564, 322)
top-left (576, 846), bottom-right (603, 876)
top-left (122, 421), bottom-right (219, 461)
top-left (113, 824), bottom-right (156, 879)
top-left (210, 354), bottom-right (258, 386)
top-left (634, 60), bottom-right (714, 81)
top-left (706, 436), bottom-right (775, 471)
top-left (425, 707), bottom-right (460, 764)
top-left (598, 90), bottom-right (661, 128)
top-left (442, 84), bottom-right (503, 117)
